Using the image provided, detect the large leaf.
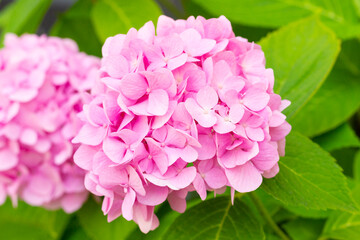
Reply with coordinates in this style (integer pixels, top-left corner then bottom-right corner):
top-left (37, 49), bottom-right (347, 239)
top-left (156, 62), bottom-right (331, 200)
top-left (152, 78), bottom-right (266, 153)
top-left (192, 0), bottom-right (360, 39)
top-left (91, 0), bottom-right (162, 42)
top-left (0, 0), bottom-right (52, 44)
top-left (259, 17), bottom-right (340, 119)
top-left (313, 123), bottom-right (360, 151)
top-left (262, 131), bottom-right (356, 212)
top-left (51, 0), bottom-right (102, 56)
top-left (290, 70), bottom-right (360, 137)
top-left (290, 40), bottom-right (360, 137)
top-left (77, 198), bottom-right (137, 240)
top-left (321, 184), bottom-right (360, 239)
top-left (0, 200), bottom-right (69, 240)
top-left (354, 150), bottom-right (360, 182)
top-left (163, 196), bottom-right (265, 240)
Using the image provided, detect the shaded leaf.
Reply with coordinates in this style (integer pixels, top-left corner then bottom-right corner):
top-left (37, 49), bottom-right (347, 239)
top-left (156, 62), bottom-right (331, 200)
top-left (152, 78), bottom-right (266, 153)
top-left (313, 123), bottom-right (360, 151)
top-left (51, 0), bottom-right (102, 56)
top-left (0, 200), bottom-right (69, 240)
top-left (282, 218), bottom-right (325, 240)
top-left (0, 0), bottom-right (52, 44)
top-left (91, 0), bottom-right (162, 42)
top-left (77, 198), bottom-right (137, 240)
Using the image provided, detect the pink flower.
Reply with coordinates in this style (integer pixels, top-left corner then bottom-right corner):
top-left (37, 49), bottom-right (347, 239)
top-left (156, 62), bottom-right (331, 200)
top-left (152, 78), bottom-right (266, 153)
top-left (73, 15), bottom-right (291, 233)
top-left (0, 34), bottom-right (100, 212)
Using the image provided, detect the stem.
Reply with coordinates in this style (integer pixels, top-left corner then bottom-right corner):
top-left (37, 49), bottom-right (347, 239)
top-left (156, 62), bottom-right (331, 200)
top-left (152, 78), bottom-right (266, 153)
top-left (249, 192), bottom-right (290, 240)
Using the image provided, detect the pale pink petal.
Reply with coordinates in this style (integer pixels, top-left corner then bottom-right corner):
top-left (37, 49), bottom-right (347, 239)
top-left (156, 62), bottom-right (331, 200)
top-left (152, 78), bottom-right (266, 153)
top-left (119, 73), bottom-right (147, 100)
top-left (137, 184), bottom-right (168, 206)
top-left (196, 133), bottom-right (216, 160)
top-left (204, 168), bottom-right (227, 189)
top-left (243, 88), bottom-right (270, 111)
top-left (72, 124), bottom-right (107, 146)
top-left (122, 189), bottom-right (136, 220)
top-left (196, 86), bottom-right (218, 109)
top-left (193, 174), bottom-right (207, 200)
top-left (147, 89), bottom-right (169, 116)
top-left (102, 54), bottom-right (129, 78)
top-left (0, 149), bottom-right (18, 171)
top-left (102, 137), bottom-right (127, 164)
top-left (252, 142), bottom-right (279, 171)
top-left (225, 162), bottom-right (263, 192)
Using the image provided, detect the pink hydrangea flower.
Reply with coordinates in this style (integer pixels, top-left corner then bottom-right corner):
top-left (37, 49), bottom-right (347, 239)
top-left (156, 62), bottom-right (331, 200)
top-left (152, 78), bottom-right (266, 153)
top-left (0, 34), bottom-right (100, 212)
top-left (73, 15), bottom-right (291, 232)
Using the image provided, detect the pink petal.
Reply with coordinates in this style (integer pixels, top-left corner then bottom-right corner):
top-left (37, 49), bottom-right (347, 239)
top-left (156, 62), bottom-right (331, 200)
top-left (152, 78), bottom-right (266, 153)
top-left (161, 34), bottom-right (183, 58)
top-left (137, 184), bottom-right (168, 206)
top-left (229, 104), bottom-right (244, 123)
top-left (102, 54), bottom-right (129, 78)
top-left (225, 162), bottom-right (263, 192)
top-left (167, 53), bottom-right (188, 70)
top-left (180, 145), bottom-right (198, 162)
top-left (252, 142), bottom-right (279, 171)
top-left (168, 190), bottom-right (187, 213)
top-left (102, 137), bottom-right (127, 164)
top-left (122, 188), bottom-right (136, 220)
top-left (169, 166), bottom-right (197, 189)
top-left (193, 174), bottom-right (207, 200)
top-left (72, 124), bottom-right (107, 146)
top-left (270, 122), bottom-right (292, 141)
top-left (119, 73), bottom-right (147, 100)
top-left (213, 114), bottom-right (236, 134)
top-left (0, 149), bottom-right (18, 171)
top-left (243, 88), bottom-right (270, 111)
top-left (245, 127), bottom-right (265, 142)
top-left (196, 133), bottom-right (216, 160)
top-left (196, 86), bottom-right (218, 109)
top-left (204, 168), bottom-right (227, 189)
top-left (147, 89), bottom-right (169, 116)
top-left (61, 192), bottom-right (88, 213)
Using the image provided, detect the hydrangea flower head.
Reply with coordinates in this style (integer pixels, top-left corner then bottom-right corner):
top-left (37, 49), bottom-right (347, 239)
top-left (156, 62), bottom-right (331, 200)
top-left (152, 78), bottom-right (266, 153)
top-left (74, 15), bottom-right (291, 232)
top-left (0, 34), bottom-right (100, 212)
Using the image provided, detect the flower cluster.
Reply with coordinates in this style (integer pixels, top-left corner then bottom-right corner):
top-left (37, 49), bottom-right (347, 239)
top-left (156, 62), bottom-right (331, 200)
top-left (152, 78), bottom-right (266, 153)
top-left (73, 15), bottom-right (291, 232)
top-left (0, 34), bottom-right (100, 212)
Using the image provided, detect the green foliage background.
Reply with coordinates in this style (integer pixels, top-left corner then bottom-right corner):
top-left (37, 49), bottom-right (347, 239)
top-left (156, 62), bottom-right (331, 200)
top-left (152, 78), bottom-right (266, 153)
top-left (1, 0), bottom-right (360, 239)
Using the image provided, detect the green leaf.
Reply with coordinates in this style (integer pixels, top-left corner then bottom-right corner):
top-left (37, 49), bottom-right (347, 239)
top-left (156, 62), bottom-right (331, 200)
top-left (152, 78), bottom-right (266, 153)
top-left (290, 39), bottom-right (360, 137)
top-left (163, 196), bottom-right (265, 240)
top-left (283, 205), bottom-right (330, 219)
top-left (192, 0), bottom-right (360, 39)
top-left (0, 200), bottom-right (69, 240)
top-left (331, 148), bottom-right (358, 178)
top-left (77, 198), bottom-right (138, 240)
top-left (282, 218), bottom-right (325, 240)
top-left (91, 0), bottom-right (162, 43)
top-left (290, 69), bottom-right (360, 137)
top-left (51, 0), bottom-right (102, 57)
top-left (313, 123), bottom-right (360, 152)
top-left (259, 17), bottom-right (340, 119)
top-left (60, 216), bottom-right (91, 240)
top-left (262, 131), bottom-right (357, 212)
top-left (321, 184), bottom-right (360, 239)
top-left (0, 0), bottom-right (52, 43)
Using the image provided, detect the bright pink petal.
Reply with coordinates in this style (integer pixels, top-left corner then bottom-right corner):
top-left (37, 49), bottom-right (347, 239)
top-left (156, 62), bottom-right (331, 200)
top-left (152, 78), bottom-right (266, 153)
top-left (196, 133), bottom-right (216, 160)
top-left (72, 124), bottom-right (107, 146)
top-left (102, 137), bottom-right (127, 164)
top-left (204, 168), bottom-right (227, 189)
top-left (102, 54), bottom-right (129, 78)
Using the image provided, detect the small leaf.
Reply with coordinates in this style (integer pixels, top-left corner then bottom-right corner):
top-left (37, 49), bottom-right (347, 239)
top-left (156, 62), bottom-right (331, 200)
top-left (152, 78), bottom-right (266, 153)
top-left (0, 200), bottom-right (69, 240)
top-left (91, 0), bottom-right (162, 43)
top-left (313, 123), bottom-right (360, 152)
top-left (282, 218), bottom-right (325, 240)
top-left (51, 0), bottom-right (102, 56)
top-left (77, 198), bottom-right (137, 240)
top-left (0, 0), bottom-right (52, 43)
top-left (262, 131), bottom-right (357, 212)
top-left (192, 0), bottom-right (360, 39)
top-left (163, 196), bottom-right (265, 240)
top-left (259, 17), bottom-right (340, 119)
